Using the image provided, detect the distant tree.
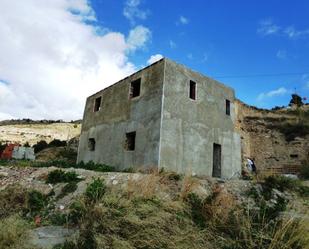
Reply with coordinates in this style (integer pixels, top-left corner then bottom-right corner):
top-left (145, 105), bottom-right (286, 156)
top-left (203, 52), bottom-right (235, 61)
top-left (48, 139), bottom-right (67, 147)
top-left (289, 94), bottom-right (303, 107)
top-left (32, 140), bottom-right (48, 153)
top-left (0, 142), bottom-right (6, 153)
top-left (24, 142), bottom-right (30, 147)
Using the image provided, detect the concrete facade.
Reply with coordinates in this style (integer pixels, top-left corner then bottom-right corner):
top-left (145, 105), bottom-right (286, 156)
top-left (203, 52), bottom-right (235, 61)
top-left (77, 58), bottom-right (241, 178)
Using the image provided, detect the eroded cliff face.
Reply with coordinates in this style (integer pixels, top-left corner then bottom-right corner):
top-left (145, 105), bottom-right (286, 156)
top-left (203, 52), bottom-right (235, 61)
top-left (235, 100), bottom-right (309, 173)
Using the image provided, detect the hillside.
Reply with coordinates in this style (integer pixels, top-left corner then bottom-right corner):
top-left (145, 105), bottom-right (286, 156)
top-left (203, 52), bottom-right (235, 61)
top-left (0, 121), bottom-right (81, 146)
top-left (235, 101), bottom-right (309, 174)
top-left (0, 164), bottom-right (308, 249)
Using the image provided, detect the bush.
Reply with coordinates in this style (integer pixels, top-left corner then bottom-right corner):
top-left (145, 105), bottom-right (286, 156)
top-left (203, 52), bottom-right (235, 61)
top-left (26, 190), bottom-right (47, 214)
top-left (49, 139), bottom-right (67, 147)
top-left (0, 142), bottom-right (6, 154)
top-left (68, 200), bottom-right (87, 224)
top-left (267, 122), bottom-right (309, 142)
top-left (185, 192), bottom-right (206, 228)
top-left (263, 175), bottom-right (309, 197)
top-left (57, 182), bottom-right (78, 199)
top-left (46, 169), bottom-right (79, 184)
top-left (85, 178), bottom-right (106, 203)
top-left (77, 161), bottom-right (115, 172)
top-left (300, 160), bottom-right (309, 180)
top-left (33, 140), bottom-right (48, 153)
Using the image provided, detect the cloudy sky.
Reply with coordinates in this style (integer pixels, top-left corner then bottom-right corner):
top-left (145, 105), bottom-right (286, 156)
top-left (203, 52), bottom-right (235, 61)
top-left (0, 0), bottom-right (309, 120)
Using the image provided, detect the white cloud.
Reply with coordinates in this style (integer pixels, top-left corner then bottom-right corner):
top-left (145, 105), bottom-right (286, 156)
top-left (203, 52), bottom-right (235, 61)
top-left (187, 53), bottom-right (193, 60)
top-left (0, 0), bottom-right (151, 120)
top-left (127, 25), bottom-right (151, 52)
top-left (258, 19), bottom-right (309, 39)
top-left (123, 0), bottom-right (149, 25)
top-left (257, 87), bottom-right (289, 101)
top-left (284, 26), bottom-right (309, 39)
top-left (257, 19), bottom-right (280, 35)
top-left (276, 50), bottom-right (287, 59)
top-left (179, 16), bottom-right (189, 25)
top-left (147, 54), bottom-right (163, 65)
top-left (169, 40), bottom-right (177, 49)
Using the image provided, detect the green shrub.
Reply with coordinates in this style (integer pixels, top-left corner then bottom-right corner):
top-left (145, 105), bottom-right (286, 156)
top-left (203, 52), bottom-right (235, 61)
top-left (267, 122), bottom-right (309, 142)
top-left (68, 200), bottom-right (87, 224)
top-left (85, 178), bottom-right (106, 203)
top-left (49, 139), bottom-right (67, 147)
top-left (33, 140), bottom-right (48, 153)
top-left (77, 161), bottom-right (115, 172)
top-left (49, 212), bottom-right (67, 226)
top-left (57, 182), bottom-right (78, 199)
top-left (46, 169), bottom-right (79, 184)
top-left (26, 190), bottom-right (47, 213)
top-left (300, 160), bottom-right (309, 180)
top-left (185, 192), bottom-right (206, 228)
top-left (263, 175), bottom-right (309, 198)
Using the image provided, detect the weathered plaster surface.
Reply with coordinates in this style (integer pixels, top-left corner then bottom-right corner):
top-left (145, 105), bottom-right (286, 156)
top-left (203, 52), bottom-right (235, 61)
top-left (78, 58), bottom-right (241, 177)
top-left (77, 60), bottom-right (164, 170)
top-left (159, 59), bottom-right (241, 177)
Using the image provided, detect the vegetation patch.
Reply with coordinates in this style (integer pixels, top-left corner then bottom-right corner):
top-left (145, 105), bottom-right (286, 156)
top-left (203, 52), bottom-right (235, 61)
top-left (57, 182), bottom-right (78, 200)
top-left (300, 159), bottom-right (309, 180)
top-left (267, 122), bottom-right (309, 142)
top-left (0, 215), bottom-right (32, 249)
top-left (0, 185), bottom-right (27, 218)
top-left (85, 178), bottom-right (106, 203)
top-left (46, 169), bottom-right (79, 184)
top-left (26, 190), bottom-right (48, 214)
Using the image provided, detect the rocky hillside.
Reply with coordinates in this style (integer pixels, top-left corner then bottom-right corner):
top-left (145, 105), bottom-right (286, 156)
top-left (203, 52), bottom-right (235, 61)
top-left (0, 164), bottom-right (308, 249)
top-left (235, 100), bottom-right (309, 173)
top-left (0, 121), bottom-right (81, 146)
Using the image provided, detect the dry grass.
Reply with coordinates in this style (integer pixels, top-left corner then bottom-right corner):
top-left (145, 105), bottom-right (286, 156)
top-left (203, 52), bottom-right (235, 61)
top-left (203, 184), bottom-right (237, 225)
top-left (0, 215), bottom-right (34, 249)
top-left (180, 171), bottom-right (199, 199)
top-left (0, 185), bottom-right (27, 218)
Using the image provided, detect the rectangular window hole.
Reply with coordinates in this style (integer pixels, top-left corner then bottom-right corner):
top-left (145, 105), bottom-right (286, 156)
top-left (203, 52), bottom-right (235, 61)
top-left (226, 99), bottom-right (231, 116)
top-left (94, 96), bottom-right (102, 112)
top-left (125, 131), bottom-right (136, 151)
top-left (189, 80), bottom-right (196, 100)
top-left (130, 78), bottom-right (141, 98)
top-left (88, 138), bottom-right (96, 151)
top-left (290, 154), bottom-right (298, 158)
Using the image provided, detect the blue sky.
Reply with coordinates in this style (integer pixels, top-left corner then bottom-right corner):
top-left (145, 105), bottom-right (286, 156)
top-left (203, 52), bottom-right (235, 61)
top-left (91, 0), bottom-right (309, 108)
top-left (0, 0), bottom-right (309, 120)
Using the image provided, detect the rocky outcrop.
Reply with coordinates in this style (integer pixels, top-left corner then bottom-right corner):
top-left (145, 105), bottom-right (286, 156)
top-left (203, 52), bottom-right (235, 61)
top-left (235, 100), bottom-right (309, 173)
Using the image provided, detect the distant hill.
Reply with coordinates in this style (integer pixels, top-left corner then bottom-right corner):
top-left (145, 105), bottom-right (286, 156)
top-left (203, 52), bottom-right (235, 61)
top-left (0, 121), bottom-right (81, 146)
top-left (0, 119), bottom-right (82, 126)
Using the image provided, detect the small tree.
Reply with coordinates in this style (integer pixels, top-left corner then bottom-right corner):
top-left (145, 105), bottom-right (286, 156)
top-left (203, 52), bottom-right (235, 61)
top-left (32, 140), bottom-right (48, 153)
top-left (289, 94), bottom-right (303, 107)
top-left (24, 142), bottom-right (30, 147)
top-left (0, 142), bottom-right (6, 154)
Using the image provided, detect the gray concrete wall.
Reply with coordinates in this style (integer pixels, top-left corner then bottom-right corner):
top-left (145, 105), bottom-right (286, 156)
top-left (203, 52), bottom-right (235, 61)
top-left (77, 60), bottom-right (164, 170)
top-left (159, 59), bottom-right (241, 178)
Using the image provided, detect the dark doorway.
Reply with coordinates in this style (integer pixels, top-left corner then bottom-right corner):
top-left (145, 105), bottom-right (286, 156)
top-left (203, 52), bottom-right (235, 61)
top-left (212, 143), bottom-right (221, 178)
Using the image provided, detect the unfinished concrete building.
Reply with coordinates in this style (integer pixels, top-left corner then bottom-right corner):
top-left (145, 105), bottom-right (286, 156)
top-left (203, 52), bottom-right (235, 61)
top-left (77, 58), bottom-right (241, 178)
